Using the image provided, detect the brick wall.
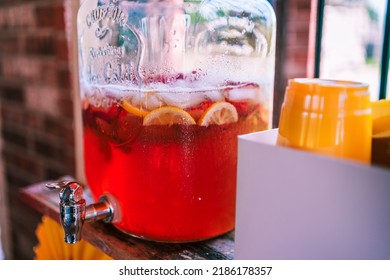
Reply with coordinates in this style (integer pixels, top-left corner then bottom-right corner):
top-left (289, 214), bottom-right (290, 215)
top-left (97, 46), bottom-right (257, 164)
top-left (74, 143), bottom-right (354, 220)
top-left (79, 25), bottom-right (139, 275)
top-left (0, 0), bottom-right (75, 259)
top-left (273, 0), bottom-right (315, 126)
top-left (284, 0), bottom-right (315, 79)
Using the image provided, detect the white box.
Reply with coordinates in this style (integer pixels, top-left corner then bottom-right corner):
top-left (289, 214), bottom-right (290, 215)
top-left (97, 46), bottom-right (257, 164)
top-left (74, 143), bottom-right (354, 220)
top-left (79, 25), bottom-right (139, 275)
top-left (235, 129), bottom-right (390, 260)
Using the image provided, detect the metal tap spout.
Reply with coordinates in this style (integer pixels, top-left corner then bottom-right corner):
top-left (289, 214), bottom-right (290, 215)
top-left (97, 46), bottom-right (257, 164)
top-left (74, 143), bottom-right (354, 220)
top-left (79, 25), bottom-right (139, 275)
top-left (46, 179), bottom-right (117, 244)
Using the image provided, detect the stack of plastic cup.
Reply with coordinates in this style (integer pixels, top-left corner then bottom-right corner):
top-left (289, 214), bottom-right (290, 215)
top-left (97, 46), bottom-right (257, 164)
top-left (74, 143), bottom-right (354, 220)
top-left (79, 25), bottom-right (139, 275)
top-left (277, 78), bottom-right (372, 164)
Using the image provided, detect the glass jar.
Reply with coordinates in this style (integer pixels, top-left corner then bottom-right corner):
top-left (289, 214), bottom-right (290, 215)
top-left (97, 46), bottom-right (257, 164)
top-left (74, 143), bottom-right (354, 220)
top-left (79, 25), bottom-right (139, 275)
top-left (77, 0), bottom-right (276, 242)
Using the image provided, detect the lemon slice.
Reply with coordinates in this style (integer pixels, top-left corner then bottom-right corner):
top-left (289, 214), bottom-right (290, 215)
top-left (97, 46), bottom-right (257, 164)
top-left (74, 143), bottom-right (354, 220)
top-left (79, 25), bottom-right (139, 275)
top-left (372, 99), bottom-right (390, 136)
top-left (373, 129), bottom-right (390, 138)
top-left (372, 99), bottom-right (390, 119)
top-left (121, 100), bottom-right (149, 117)
top-left (198, 101), bottom-right (238, 126)
top-left (373, 115), bottom-right (390, 135)
top-left (143, 106), bottom-right (196, 126)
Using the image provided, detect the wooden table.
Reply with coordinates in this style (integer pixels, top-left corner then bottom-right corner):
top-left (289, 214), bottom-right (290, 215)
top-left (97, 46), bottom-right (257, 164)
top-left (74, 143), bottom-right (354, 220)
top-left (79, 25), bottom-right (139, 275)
top-left (19, 180), bottom-right (235, 260)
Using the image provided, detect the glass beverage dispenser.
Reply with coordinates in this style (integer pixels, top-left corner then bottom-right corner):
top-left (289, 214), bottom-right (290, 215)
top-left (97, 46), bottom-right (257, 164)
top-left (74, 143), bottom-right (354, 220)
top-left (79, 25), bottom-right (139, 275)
top-left (49, 0), bottom-right (276, 243)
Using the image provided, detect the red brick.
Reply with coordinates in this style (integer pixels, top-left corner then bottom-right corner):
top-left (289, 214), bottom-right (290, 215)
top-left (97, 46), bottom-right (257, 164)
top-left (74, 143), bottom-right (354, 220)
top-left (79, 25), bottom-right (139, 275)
top-left (0, 56), bottom-right (63, 87)
top-left (63, 123), bottom-right (76, 149)
top-left (279, 0), bottom-right (315, 81)
top-left (296, 0), bottom-right (312, 10)
top-left (27, 111), bottom-right (45, 131)
top-left (0, 56), bottom-right (40, 81)
top-left (285, 60), bottom-right (308, 78)
top-left (35, 4), bottom-right (65, 29)
top-left (0, 4), bottom-right (36, 30)
top-left (1, 125), bottom-right (28, 149)
top-left (289, 6), bottom-right (311, 20)
top-left (43, 115), bottom-right (73, 141)
top-left (64, 154), bottom-right (76, 174)
top-left (57, 67), bottom-right (72, 89)
top-left (25, 32), bottom-right (56, 56)
top-left (286, 48), bottom-right (310, 63)
top-left (1, 103), bottom-right (28, 130)
top-left (40, 61), bottom-right (67, 87)
top-left (286, 33), bottom-right (309, 48)
top-left (45, 165), bottom-right (67, 180)
top-left (287, 20), bottom-right (311, 34)
top-left (0, 32), bottom-right (21, 54)
top-left (3, 149), bottom-right (42, 178)
top-left (0, 84), bottom-right (25, 104)
top-left (1, 104), bottom-right (45, 132)
top-left (55, 33), bottom-right (69, 61)
top-left (33, 138), bottom-right (66, 160)
top-left (53, 4), bottom-right (66, 30)
top-left (5, 170), bottom-right (32, 190)
top-left (57, 94), bottom-right (75, 119)
top-left (43, 154), bottom-right (76, 180)
top-left (25, 85), bottom-right (63, 117)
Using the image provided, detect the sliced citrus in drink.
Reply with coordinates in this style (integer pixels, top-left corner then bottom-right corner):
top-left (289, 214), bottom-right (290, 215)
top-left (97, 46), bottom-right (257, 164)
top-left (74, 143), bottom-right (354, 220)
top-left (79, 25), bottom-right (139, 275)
top-left (198, 101), bottom-right (238, 126)
top-left (121, 99), bottom-right (149, 117)
top-left (143, 106), bottom-right (196, 126)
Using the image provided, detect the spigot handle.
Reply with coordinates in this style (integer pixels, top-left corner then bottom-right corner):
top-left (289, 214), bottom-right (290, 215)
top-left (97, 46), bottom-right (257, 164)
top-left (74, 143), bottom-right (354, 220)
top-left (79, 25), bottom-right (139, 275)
top-left (46, 179), bottom-right (75, 189)
top-left (46, 180), bottom-right (84, 205)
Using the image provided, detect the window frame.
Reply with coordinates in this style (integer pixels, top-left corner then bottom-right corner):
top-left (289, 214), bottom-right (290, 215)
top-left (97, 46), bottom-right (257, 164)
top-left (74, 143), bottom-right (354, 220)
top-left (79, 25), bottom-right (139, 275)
top-left (314, 0), bottom-right (389, 100)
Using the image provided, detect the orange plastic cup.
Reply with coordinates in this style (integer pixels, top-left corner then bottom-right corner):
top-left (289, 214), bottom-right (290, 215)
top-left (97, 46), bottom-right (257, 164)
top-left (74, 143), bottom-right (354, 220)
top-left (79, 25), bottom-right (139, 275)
top-left (277, 78), bottom-right (372, 163)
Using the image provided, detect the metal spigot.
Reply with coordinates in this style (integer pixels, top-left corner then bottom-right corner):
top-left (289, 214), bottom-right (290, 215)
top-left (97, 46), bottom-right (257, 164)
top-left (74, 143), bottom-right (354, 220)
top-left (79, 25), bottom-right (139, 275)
top-left (46, 179), bottom-right (118, 244)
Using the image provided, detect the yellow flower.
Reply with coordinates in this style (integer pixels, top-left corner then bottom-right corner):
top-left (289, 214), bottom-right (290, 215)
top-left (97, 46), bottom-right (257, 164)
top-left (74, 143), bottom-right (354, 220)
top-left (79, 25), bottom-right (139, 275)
top-left (34, 216), bottom-right (112, 260)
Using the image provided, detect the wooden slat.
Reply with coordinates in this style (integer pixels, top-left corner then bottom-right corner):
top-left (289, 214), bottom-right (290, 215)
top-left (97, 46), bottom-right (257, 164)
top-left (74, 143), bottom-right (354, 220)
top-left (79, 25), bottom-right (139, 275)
top-left (19, 181), bottom-right (234, 260)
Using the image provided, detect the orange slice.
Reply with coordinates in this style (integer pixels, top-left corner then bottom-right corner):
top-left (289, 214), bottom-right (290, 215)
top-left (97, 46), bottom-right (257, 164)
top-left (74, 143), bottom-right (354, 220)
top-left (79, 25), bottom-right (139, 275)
top-left (121, 99), bottom-right (149, 117)
top-left (143, 106), bottom-right (196, 126)
top-left (198, 101), bottom-right (238, 126)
